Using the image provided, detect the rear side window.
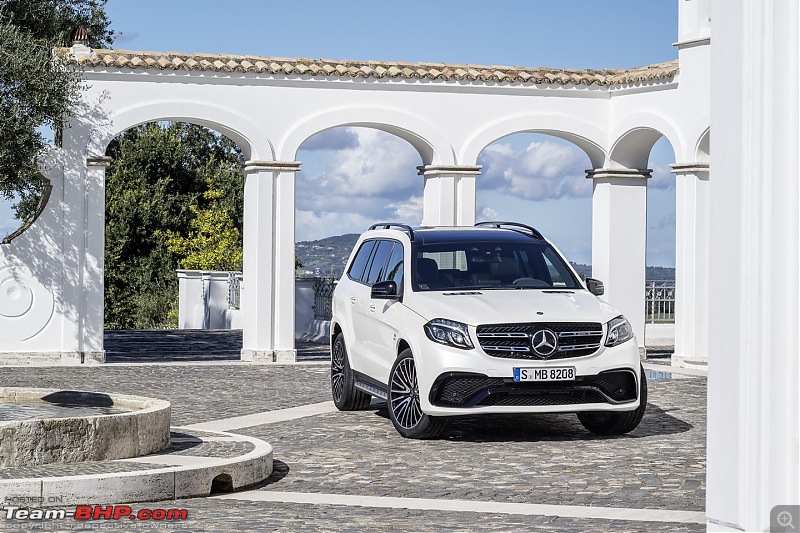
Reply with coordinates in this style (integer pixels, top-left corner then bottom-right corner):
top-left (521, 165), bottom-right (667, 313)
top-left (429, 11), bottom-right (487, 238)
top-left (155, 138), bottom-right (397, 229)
top-left (384, 242), bottom-right (404, 286)
top-left (364, 240), bottom-right (393, 285)
top-left (347, 240), bottom-right (377, 282)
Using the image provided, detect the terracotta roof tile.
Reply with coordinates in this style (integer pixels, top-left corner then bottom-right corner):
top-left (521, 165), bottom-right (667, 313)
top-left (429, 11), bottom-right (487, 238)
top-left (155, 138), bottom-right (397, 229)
top-left (61, 48), bottom-right (678, 87)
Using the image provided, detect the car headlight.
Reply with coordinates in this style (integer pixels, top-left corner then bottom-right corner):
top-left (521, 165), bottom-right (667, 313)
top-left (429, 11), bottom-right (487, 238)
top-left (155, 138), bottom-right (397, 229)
top-left (605, 315), bottom-right (634, 347)
top-left (424, 319), bottom-right (474, 350)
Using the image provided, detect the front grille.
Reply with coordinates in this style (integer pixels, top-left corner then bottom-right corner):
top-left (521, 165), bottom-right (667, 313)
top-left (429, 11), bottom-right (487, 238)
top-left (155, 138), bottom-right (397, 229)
top-left (476, 322), bottom-right (603, 360)
top-left (430, 370), bottom-right (637, 408)
top-left (476, 390), bottom-right (607, 407)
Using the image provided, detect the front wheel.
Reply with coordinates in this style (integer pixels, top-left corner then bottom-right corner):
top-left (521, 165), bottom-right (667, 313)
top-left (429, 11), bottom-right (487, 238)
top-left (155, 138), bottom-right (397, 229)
top-left (577, 366), bottom-right (648, 435)
top-left (387, 349), bottom-right (448, 439)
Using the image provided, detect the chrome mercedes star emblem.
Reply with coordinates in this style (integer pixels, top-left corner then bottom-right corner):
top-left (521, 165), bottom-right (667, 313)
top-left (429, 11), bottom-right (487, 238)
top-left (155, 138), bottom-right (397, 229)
top-left (531, 329), bottom-right (558, 357)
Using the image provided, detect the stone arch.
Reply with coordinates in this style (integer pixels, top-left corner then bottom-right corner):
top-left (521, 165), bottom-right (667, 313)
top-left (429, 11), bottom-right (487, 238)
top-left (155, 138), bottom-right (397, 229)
top-left (278, 106), bottom-right (454, 165)
top-left (608, 111), bottom-right (684, 169)
top-left (695, 127), bottom-right (710, 163)
top-left (459, 113), bottom-right (608, 169)
top-left (99, 101), bottom-right (272, 161)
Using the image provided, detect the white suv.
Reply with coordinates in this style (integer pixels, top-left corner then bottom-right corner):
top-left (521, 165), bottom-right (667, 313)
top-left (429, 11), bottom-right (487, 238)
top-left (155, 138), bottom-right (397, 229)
top-left (330, 222), bottom-right (646, 439)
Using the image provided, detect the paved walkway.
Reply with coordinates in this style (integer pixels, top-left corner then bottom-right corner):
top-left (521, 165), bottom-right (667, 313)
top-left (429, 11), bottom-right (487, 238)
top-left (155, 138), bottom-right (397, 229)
top-left (0, 331), bottom-right (706, 532)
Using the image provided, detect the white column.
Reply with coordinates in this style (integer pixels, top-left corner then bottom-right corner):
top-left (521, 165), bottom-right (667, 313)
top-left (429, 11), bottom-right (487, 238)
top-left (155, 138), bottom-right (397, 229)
top-left (707, 1), bottom-right (799, 531)
top-left (418, 165), bottom-right (481, 226)
top-left (588, 169), bottom-right (649, 356)
top-left (671, 163), bottom-right (709, 368)
top-left (80, 156), bottom-right (112, 364)
top-left (240, 160), bottom-right (301, 363)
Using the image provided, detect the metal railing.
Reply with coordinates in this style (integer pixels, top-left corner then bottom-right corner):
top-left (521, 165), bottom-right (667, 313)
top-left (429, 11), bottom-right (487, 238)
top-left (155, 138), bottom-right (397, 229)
top-left (227, 271), bottom-right (243, 310)
top-left (312, 277), bottom-right (337, 320)
top-left (645, 281), bottom-right (675, 323)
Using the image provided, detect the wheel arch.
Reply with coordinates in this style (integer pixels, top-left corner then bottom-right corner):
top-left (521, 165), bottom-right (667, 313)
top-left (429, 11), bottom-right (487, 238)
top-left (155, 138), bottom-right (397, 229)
top-left (397, 338), bottom-right (411, 357)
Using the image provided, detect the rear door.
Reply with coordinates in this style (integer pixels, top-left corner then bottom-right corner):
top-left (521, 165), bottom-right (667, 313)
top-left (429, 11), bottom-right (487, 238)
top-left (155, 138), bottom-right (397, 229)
top-left (351, 239), bottom-right (393, 378)
top-left (363, 240), bottom-right (406, 383)
top-left (338, 239), bottom-right (377, 371)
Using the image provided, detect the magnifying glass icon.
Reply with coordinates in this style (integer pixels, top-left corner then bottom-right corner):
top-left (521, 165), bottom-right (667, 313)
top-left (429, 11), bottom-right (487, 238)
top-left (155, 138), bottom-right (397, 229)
top-left (778, 511), bottom-right (796, 530)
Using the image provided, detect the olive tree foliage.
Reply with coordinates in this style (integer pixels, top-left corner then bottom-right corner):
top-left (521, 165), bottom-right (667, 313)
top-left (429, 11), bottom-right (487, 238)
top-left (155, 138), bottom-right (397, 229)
top-left (104, 123), bottom-right (244, 329)
top-left (0, 0), bottom-right (114, 220)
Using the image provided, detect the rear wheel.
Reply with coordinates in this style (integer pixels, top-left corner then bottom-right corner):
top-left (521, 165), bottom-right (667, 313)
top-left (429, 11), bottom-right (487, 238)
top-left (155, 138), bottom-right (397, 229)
top-left (577, 366), bottom-right (647, 435)
top-left (387, 349), bottom-right (448, 439)
top-left (331, 334), bottom-right (371, 410)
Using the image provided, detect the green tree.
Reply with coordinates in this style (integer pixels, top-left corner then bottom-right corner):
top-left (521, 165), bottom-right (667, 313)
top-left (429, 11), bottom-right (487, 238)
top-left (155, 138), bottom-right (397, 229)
top-left (0, 0), bottom-right (114, 218)
top-left (160, 183), bottom-right (243, 271)
top-left (104, 123), bottom-right (244, 329)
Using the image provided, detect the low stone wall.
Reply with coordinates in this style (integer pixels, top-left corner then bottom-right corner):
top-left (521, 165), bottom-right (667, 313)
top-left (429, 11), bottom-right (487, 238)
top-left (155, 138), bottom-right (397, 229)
top-left (645, 323), bottom-right (675, 348)
top-left (0, 388), bottom-right (170, 467)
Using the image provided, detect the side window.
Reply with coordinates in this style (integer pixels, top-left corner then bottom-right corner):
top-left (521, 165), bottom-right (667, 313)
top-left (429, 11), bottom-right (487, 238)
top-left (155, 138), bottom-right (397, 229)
top-left (384, 242), bottom-right (404, 287)
top-left (347, 240), bottom-right (377, 282)
top-left (364, 240), bottom-right (393, 285)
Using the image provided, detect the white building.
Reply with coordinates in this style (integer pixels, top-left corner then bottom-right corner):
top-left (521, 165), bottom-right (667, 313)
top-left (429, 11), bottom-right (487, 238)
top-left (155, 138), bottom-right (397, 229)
top-left (0, 3), bottom-right (710, 367)
top-left (0, 1), bottom-right (797, 529)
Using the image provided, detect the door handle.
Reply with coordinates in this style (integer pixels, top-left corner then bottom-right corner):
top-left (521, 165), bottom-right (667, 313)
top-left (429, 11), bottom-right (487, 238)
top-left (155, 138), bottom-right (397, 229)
top-left (350, 297), bottom-right (357, 304)
top-left (369, 304), bottom-right (376, 312)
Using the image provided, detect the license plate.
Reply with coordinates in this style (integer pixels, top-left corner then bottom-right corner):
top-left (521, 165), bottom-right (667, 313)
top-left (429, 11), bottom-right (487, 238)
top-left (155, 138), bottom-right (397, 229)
top-left (513, 367), bottom-right (576, 382)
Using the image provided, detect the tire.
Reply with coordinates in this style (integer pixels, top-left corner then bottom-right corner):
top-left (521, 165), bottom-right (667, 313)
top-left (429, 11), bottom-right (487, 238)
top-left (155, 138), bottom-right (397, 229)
top-left (577, 366), bottom-right (648, 435)
top-left (330, 333), bottom-right (371, 411)
top-left (387, 349), bottom-right (449, 439)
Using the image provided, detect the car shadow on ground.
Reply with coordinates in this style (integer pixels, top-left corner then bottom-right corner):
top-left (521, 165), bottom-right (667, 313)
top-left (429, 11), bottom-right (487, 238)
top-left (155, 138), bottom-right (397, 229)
top-left (369, 402), bottom-right (693, 442)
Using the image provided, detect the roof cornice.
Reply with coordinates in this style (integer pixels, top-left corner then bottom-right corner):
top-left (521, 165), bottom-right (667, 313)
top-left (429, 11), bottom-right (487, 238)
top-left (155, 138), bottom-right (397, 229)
top-left (58, 48), bottom-right (678, 88)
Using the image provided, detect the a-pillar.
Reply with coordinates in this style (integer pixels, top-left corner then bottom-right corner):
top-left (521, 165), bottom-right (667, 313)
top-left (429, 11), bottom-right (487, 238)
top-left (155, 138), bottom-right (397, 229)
top-left (671, 163), bottom-right (709, 368)
top-left (240, 160), bottom-right (301, 363)
top-left (418, 165), bottom-right (481, 226)
top-left (80, 156), bottom-right (112, 364)
top-left (588, 168), bottom-right (650, 356)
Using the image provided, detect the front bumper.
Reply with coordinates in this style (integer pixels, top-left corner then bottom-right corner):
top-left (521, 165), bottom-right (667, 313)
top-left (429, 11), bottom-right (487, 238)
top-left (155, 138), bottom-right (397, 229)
top-left (413, 335), bottom-right (642, 416)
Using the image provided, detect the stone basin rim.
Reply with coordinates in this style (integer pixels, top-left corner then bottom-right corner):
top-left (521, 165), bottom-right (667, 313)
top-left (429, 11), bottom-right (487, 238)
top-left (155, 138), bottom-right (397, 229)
top-left (0, 387), bottom-right (171, 467)
top-left (0, 387), bottom-right (170, 425)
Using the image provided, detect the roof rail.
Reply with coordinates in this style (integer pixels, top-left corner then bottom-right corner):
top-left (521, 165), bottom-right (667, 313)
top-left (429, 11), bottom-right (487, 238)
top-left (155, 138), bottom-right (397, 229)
top-left (368, 222), bottom-right (415, 241)
top-left (475, 221), bottom-right (544, 240)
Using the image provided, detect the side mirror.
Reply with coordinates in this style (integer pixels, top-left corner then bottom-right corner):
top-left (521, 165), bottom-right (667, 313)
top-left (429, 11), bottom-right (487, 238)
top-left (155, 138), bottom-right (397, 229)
top-left (371, 280), bottom-right (399, 300)
top-left (585, 277), bottom-right (604, 296)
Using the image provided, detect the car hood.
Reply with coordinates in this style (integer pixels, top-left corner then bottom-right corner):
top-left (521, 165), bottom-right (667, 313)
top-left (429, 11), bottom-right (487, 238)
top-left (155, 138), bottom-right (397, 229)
top-left (404, 289), bottom-right (620, 326)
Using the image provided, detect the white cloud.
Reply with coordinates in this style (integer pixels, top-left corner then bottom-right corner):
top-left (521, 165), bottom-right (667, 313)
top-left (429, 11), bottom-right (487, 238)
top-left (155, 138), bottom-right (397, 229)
top-left (294, 127), bottom-right (425, 240)
top-left (296, 210), bottom-right (376, 241)
top-left (648, 163), bottom-right (675, 190)
top-left (388, 196), bottom-right (423, 223)
top-left (477, 206), bottom-right (498, 221)
top-left (300, 128), bottom-right (359, 151)
top-left (477, 139), bottom-right (591, 201)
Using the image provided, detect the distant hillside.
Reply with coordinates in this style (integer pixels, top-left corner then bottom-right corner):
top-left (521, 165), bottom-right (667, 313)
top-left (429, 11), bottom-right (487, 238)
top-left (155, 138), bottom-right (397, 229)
top-left (295, 234), bottom-right (359, 277)
top-left (295, 234), bottom-right (675, 281)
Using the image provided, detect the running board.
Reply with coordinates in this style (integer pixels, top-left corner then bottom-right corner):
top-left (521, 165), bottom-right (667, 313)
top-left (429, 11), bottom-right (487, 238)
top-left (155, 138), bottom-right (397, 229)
top-left (354, 381), bottom-right (388, 400)
top-left (353, 371), bottom-right (389, 400)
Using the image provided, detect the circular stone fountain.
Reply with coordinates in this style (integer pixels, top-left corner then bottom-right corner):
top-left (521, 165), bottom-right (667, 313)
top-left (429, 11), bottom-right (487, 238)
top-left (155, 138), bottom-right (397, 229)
top-left (0, 388), bottom-right (170, 467)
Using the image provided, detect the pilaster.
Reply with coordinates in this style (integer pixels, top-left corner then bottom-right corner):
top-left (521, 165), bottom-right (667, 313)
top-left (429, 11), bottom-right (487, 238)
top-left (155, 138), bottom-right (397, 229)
top-left (588, 168), bottom-right (651, 355)
top-left (240, 160), bottom-right (301, 363)
top-left (418, 165), bottom-right (481, 226)
top-left (82, 156), bottom-right (112, 363)
top-left (671, 163), bottom-right (709, 368)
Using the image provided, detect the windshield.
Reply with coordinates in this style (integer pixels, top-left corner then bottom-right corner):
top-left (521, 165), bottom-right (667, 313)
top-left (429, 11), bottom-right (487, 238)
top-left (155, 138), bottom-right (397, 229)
top-left (412, 240), bottom-right (581, 291)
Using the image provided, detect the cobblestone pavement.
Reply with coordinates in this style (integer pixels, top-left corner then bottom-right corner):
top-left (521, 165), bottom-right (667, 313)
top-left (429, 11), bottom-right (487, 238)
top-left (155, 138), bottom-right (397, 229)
top-left (239, 377), bottom-right (706, 511)
top-left (0, 332), bottom-right (705, 532)
top-left (104, 330), bottom-right (329, 363)
top-left (0, 365), bottom-right (332, 425)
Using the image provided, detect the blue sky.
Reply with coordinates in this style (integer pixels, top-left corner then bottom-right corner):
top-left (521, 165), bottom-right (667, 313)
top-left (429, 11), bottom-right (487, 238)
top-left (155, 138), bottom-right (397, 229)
top-left (0, 0), bottom-right (679, 266)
